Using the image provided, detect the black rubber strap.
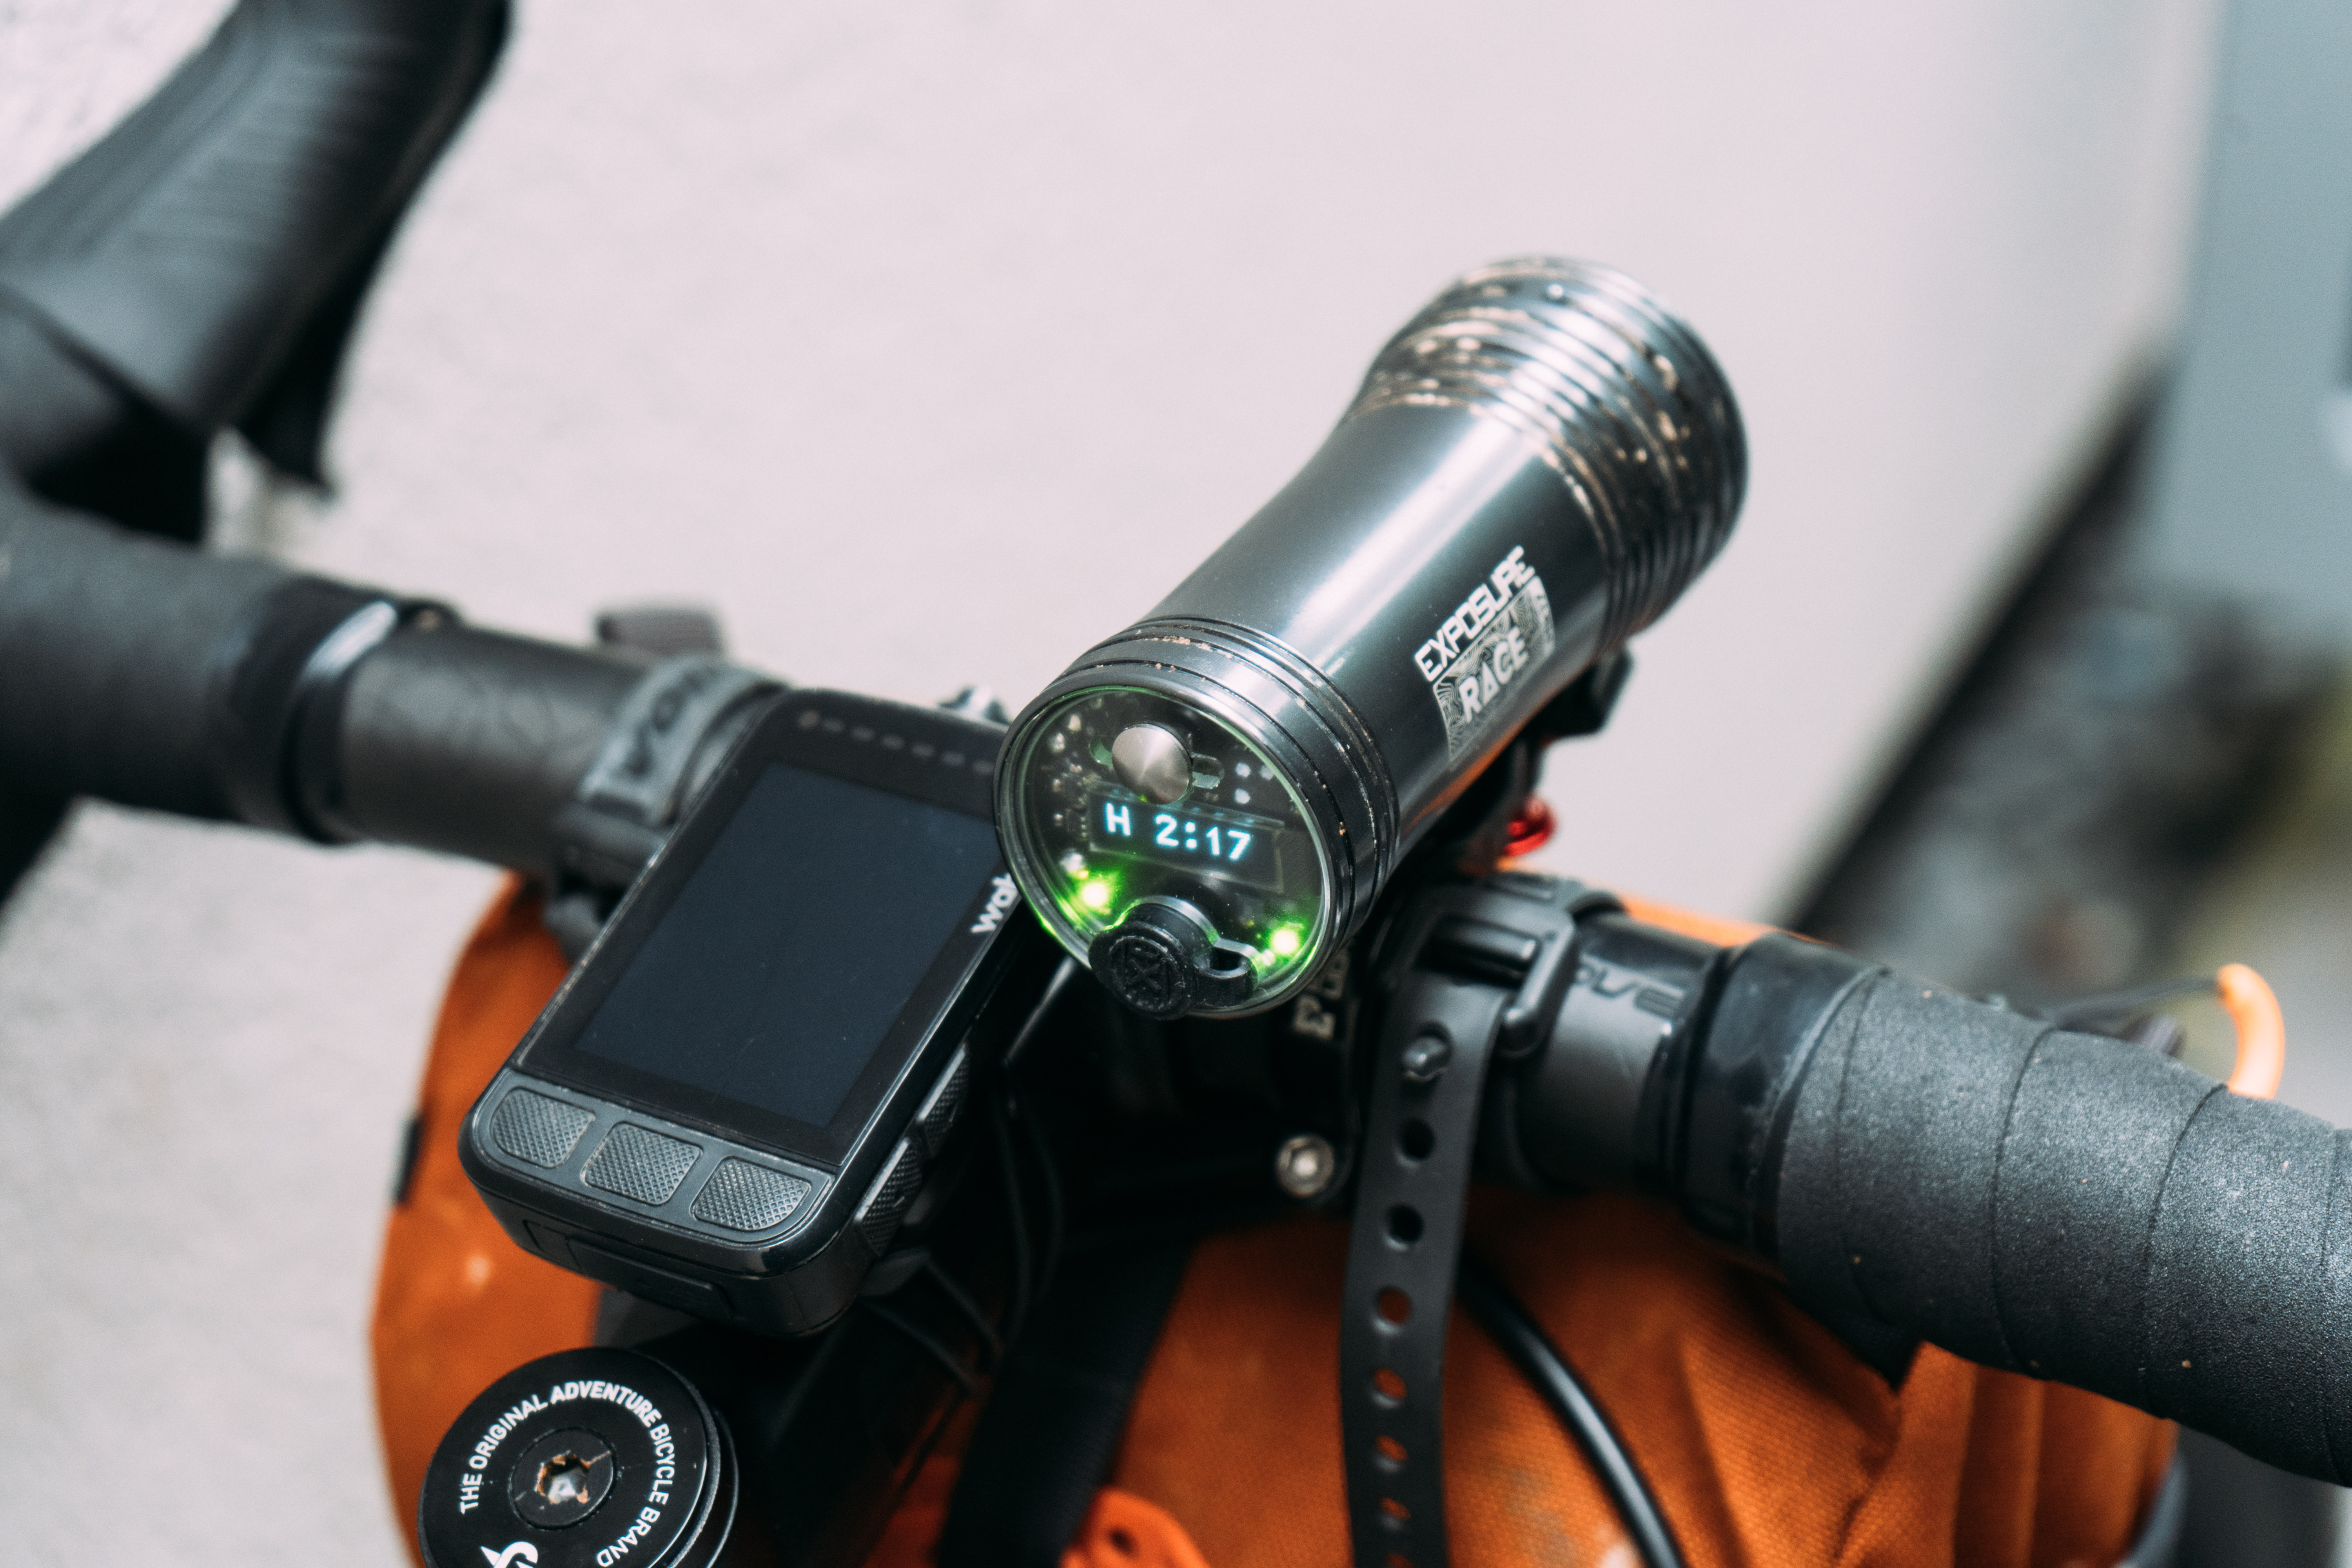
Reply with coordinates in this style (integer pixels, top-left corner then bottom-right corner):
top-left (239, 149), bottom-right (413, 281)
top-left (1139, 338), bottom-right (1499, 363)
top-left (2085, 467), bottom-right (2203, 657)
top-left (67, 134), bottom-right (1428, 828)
top-left (1341, 968), bottom-right (1508, 1568)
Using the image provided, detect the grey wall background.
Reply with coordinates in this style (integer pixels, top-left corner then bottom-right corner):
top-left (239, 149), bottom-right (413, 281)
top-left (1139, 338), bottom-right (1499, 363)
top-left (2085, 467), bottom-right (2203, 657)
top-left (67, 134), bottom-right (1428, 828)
top-left (0, 2), bottom-right (2221, 1561)
top-left (2142, 0), bottom-right (2352, 632)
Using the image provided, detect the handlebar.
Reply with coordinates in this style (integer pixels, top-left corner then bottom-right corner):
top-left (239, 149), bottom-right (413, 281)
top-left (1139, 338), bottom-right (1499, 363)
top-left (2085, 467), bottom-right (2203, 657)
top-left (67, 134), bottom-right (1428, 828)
top-left (3, 0), bottom-right (2343, 1523)
top-left (0, 485), bottom-right (757, 880)
top-left (0, 0), bottom-right (508, 483)
top-left (1777, 967), bottom-right (2343, 1485)
top-left (1503, 902), bottom-right (2348, 1485)
top-left (7, 466), bottom-right (2339, 1488)
top-left (0, 0), bottom-right (782, 894)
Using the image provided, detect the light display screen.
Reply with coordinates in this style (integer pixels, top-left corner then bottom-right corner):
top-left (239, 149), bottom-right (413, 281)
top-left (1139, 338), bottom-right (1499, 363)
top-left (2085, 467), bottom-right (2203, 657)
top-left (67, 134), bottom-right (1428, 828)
top-left (1005, 685), bottom-right (1330, 1008)
top-left (1083, 792), bottom-right (1285, 893)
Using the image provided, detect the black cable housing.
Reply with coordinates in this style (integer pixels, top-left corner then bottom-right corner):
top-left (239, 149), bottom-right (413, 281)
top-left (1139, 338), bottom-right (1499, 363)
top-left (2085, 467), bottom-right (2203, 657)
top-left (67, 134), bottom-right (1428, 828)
top-left (1456, 1257), bottom-right (1686, 1568)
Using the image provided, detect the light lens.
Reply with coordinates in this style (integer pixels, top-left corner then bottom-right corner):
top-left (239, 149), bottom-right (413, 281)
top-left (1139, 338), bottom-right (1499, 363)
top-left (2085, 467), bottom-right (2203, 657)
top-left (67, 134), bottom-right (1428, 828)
top-left (1004, 687), bottom-right (1331, 1012)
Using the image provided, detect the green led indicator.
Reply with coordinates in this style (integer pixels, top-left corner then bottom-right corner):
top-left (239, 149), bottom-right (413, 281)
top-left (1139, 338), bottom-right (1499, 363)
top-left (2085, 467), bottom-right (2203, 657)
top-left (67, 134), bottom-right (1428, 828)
top-left (1013, 685), bottom-right (1335, 1014)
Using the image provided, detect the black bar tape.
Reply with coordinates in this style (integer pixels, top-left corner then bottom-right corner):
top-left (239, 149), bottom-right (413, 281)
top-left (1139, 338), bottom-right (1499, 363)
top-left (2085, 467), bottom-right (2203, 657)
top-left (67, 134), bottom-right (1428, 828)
top-left (1775, 977), bottom-right (2051, 1368)
top-left (1774, 969), bottom-right (2352, 1483)
top-left (2143, 1090), bottom-right (2343, 1473)
top-left (0, 488), bottom-right (290, 817)
top-left (0, 0), bottom-right (508, 447)
top-left (0, 490), bottom-right (661, 873)
top-left (1993, 1029), bottom-right (2223, 1400)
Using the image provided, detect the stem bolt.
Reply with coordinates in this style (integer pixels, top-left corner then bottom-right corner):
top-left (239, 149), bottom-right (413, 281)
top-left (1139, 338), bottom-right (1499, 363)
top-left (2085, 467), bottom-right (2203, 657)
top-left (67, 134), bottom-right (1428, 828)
top-left (1275, 1133), bottom-right (1339, 1199)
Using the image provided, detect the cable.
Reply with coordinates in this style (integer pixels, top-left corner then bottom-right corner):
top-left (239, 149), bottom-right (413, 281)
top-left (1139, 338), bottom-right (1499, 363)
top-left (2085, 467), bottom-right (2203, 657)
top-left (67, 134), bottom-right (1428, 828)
top-left (1002, 960), bottom-right (1070, 1295)
top-left (2042, 965), bottom-right (2287, 1099)
top-left (920, 1258), bottom-right (1004, 1371)
top-left (1015, 1096), bottom-right (1067, 1298)
top-left (1456, 1257), bottom-right (1686, 1568)
top-left (1002, 957), bottom-right (1079, 1074)
top-left (2041, 975), bottom-right (2214, 1027)
top-left (984, 958), bottom-right (1076, 1345)
top-left (989, 1094), bottom-right (1035, 1343)
top-left (858, 1298), bottom-right (981, 1396)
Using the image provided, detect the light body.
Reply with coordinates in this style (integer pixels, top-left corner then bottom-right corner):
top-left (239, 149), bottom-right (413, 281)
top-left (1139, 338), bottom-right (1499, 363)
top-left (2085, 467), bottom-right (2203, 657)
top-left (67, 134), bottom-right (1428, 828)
top-left (998, 259), bottom-right (1747, 1018)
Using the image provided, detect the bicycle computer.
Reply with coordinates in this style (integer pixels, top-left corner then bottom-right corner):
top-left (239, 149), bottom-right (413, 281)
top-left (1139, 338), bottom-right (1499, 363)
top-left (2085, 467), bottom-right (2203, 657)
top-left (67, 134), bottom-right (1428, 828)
top-left (461, 690), bottom-right (1053, 1335)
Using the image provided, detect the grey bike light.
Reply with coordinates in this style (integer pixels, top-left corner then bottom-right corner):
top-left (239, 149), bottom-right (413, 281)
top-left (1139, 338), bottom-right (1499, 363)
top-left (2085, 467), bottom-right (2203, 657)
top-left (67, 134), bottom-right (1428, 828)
top-left (996, 258), bottom-right (1746, 1018)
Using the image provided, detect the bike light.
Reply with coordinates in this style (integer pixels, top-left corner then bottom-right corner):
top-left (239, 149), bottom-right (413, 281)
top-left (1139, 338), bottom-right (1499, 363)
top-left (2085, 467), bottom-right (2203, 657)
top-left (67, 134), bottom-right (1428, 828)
top-left (997, 258), bottom-right (1746, 1018)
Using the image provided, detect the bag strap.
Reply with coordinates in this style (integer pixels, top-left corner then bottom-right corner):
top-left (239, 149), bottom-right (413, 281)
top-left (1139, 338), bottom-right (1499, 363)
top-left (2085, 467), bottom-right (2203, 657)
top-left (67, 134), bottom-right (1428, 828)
top-left (936, 1238), bottom-right (1194, 1568)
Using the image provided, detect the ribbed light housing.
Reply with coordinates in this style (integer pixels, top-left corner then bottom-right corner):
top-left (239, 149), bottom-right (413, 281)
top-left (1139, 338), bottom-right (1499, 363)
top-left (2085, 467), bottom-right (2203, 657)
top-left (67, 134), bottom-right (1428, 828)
top-left (1349, 257), bottom-right (1745, 655)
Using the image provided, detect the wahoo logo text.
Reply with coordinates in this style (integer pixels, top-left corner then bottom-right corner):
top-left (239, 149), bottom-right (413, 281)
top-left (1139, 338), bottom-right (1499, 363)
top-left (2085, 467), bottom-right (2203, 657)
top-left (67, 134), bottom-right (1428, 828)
top-left (971, 874), bottom-right (1020, 933)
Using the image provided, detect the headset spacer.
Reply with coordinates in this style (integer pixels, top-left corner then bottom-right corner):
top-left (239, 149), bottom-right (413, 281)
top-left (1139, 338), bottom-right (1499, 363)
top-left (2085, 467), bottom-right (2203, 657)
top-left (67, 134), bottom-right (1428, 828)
top-left (419, 1347), bottom-right (736, 1568)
